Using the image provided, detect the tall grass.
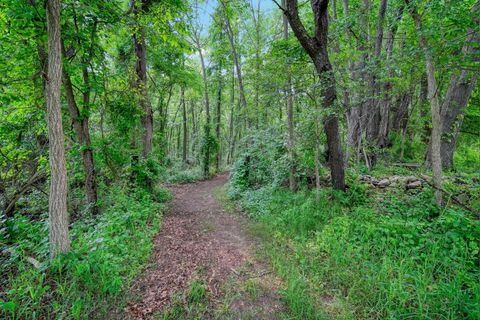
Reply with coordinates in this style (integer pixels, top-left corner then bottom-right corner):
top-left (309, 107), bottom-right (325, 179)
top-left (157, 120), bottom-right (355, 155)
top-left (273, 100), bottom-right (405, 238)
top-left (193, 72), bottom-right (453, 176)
top-left (232, 181), bottom-right (480, 319)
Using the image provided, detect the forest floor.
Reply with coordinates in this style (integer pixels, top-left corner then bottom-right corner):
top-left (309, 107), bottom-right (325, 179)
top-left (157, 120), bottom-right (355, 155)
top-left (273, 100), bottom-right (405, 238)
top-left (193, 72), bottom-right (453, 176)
top-left (124, 173), bottom-right (287, 319)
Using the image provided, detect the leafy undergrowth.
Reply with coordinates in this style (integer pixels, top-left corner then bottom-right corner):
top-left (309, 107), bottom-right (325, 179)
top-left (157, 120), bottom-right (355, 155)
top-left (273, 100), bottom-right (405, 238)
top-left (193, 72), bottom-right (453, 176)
top-left (229, 174), bottom-right (480, 319)
top-left (1, 185), bottom-right (169, 319)
top-left (164, 165), bottom-right (204, 184)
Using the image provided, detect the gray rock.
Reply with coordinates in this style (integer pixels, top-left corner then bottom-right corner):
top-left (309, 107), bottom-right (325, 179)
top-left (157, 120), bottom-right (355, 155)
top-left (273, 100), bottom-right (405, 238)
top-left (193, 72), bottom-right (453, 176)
top-left (406, 180), bottom-right (422, 189)
top-left (377, 179), bottom-right (391, 188)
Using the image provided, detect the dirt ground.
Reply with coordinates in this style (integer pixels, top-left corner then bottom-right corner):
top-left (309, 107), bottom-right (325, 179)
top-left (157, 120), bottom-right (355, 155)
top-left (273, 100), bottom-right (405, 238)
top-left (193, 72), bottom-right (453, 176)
top-left (125, 173), bottom-right (286, 319)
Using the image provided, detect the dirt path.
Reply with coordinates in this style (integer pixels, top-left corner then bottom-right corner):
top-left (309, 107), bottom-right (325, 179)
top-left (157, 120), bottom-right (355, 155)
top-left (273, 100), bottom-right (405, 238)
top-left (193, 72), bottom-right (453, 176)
top-left (126, 174), bottom-right (286, 319)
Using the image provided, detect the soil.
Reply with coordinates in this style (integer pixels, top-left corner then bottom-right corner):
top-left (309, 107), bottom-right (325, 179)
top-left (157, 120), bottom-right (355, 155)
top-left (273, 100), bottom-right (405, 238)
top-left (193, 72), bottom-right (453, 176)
top-left (125, 173), bottom-right (286, 319)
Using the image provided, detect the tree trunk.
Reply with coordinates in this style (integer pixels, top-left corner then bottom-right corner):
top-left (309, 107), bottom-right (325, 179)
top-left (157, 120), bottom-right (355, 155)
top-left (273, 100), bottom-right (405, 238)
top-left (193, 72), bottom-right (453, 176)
top-left (378, 4), bottom-right (404, 148)
top-left (131, 0), bottom-right (153, 158)
top-left (194, 32), bottom-right (211, 176)
top-left (190, 100), bottom-right (197, 158)
top-left (426, 7), bottom-right (479, 168)
top-left (62, 67), bottom-right (99, 215)
top-left (181, 86), bottom-right (187, 163)
top-left (409, 1), bottom-right (442, 206)
top-left (46, 0), bottom-right (70, 258)
top-left (364, 0), bottom-right (387, 165)
top-left (215, 70), bottom-right (223, 172)
top-left (221, 0), bottom-right (248, 129)
top-left (438, 71), bottom-right (478, 168)
top-left (284, 0), bottom-right (346, 191)
top-left (282, 0), bottom-right (296, 191)
top-left (343, 0), bottom-right (367, 164)
top-left (391, 92), bottom-right (412, 132)
top-left (227, 70), bottom-right (236, 165)
top-left (314, 121), bottom-right (321, 201)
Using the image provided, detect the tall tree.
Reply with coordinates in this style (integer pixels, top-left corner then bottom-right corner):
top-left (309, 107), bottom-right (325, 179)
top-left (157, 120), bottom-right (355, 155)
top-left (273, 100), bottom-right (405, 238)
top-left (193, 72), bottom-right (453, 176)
top-left (192, 30), bottom-right (212, 176)
top-left (407, 0), bottom-right (443, 206)
top-left (220, 0), bottom-right (249, 129)
top-left (130, 0), bottom-right (153, 158)
top-left (280, 0), bottom-right (346, 191)
top-left (46, 0), bottom-right (70, 258)
top-left (282, 0), bottom-right (297, 191)
top-left (428, 2), bottom-right (480, 168)
top-left (181, 86), bottom-right (188, 163)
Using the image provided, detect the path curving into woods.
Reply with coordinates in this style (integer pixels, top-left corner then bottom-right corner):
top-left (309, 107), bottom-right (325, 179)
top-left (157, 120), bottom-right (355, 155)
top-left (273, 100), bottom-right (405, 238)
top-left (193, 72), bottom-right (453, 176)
top-left (125, 173), bottom-right (286, 319)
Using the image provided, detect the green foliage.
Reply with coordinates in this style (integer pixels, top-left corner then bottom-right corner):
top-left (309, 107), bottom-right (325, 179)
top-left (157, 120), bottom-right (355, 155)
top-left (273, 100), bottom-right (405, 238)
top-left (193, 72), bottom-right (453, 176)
top-left (165, 165), bottom-right (203, 184)
top-left (1, 186), bottom-right (167, 319)
top-left (131, 156), bottom-right (165, 190)
top-left (229, 166), bottom-right (480, 319)
top-left (228, 128), bottom-right (291, 199)
top-left (200, 124), bottom-right (218, 178)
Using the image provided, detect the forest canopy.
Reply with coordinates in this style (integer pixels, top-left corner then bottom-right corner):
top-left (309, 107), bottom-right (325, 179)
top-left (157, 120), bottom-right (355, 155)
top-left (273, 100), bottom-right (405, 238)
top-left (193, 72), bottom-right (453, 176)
top-left (1, 0), bottom-right (479, 318)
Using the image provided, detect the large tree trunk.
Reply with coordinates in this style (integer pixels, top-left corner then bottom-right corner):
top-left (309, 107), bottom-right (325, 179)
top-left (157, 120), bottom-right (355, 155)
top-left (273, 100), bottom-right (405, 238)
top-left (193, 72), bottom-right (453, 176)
top-left (46, 0), bottom-right (70, 258)
top-left (130, 0), bottom-right (153, 158)
top-left (409, 1), bottom-right (442, 206)
top-left (62, 67), bottom-right (99, 215)
top-left (424, 2), bottom-right (479, 169)
top-left (378, 4), bottom-right (404, 148)
top-left (364, 0), bottom-right (387, 165)
top-left (251, 3), bottom-right (262, 129)
top-left (194, 32), bottom-right (211, 176)
top-left (391, 92), bottom-right (412, 132)
top-left (429, 5), bottom-right (479, 168)
top-left (282, 0), bottom-right (296, 191)
top-left (343, 0), bottom-right (367, 164)
top-left (284, 0), bottom-right (346, 191)
top-left (438, 71), bottom-right (478, 168)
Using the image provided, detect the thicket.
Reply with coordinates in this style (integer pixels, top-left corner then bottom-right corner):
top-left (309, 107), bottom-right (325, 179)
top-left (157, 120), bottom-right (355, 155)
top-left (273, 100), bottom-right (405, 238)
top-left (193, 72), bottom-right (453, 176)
top-left (1, 182), bottom-right (169, 319)
top-left (229, 131), bottom-right (480, 319)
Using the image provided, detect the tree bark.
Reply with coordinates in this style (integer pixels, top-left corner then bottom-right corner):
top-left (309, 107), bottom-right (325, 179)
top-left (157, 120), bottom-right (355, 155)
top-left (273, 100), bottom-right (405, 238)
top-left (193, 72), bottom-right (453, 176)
top-left (365, 0), bottom-right (387, 165)
top-left (62, 66), bottom-right (99, 215)
top-left (408, 1), bottom-right (442, 206)
top-left (283, 0), bottom-right (346, 191)
top-left (130, 0), bottom-right (153, 158)
top-left (378, 4), bottom-right (403, 148)
top-left (343, 0), bottom-right (367, 164)
top-left (282, 0), bottom-right (296, 191)
top-left (215, 69), bottom-right (223, 172)
top-left (181, 86), bottom-right (188, 163)
top-left (221, 0), bottom-right (248, 129)
top-left (46, 0), bottom-right (70, 258)
top-left (193, 31), bottom-right (212, 176)
top-left (227, 69), bottom-right (236, 165)
top-left (426, 3), bottom-right (479, 168)
top-left (190, 100), bottom-right (198, 158)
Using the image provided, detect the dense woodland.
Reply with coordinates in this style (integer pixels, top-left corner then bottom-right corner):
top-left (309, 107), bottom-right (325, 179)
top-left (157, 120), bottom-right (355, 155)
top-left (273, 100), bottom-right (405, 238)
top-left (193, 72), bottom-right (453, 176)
top-left (1, 0), bottom-right (479, 318)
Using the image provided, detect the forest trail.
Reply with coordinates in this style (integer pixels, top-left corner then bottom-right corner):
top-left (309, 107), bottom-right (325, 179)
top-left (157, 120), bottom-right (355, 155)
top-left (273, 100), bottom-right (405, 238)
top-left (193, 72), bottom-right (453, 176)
top-left (126, 174), bottom-right (286, 319)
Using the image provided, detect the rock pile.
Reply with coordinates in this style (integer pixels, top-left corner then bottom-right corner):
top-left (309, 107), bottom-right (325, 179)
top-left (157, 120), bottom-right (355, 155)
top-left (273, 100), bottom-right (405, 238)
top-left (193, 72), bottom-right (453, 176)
top-left (360, 175), bottom-right (425, 189)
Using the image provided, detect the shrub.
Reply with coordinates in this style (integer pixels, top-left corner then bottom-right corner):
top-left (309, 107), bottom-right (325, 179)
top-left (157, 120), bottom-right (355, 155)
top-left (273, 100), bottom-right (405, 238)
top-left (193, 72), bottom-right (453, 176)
top-left (229, 173), bottom-right (480, 319)
top-left (1, 186), bottom-right (167, 319)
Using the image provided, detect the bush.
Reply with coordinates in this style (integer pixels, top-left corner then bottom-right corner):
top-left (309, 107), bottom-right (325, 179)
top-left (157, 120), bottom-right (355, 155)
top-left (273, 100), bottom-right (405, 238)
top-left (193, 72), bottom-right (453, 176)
top-left (1, 186), bottom-right (167, 319)
top-left (229, 168), bottom-right (480, 319)
top-left (164, 165), bottom-right (203, 184)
